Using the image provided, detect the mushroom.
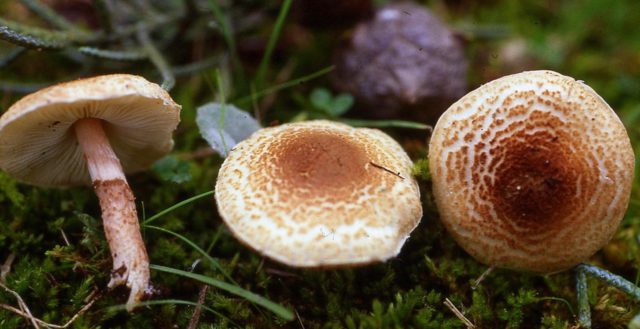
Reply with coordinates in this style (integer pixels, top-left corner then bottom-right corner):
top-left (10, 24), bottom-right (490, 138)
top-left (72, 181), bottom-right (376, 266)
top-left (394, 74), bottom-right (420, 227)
top-left (333, 2), bottom-right (467, 121)
top-left (0, 74), bottom-right (181, 310)
top-left (215, 120), bottom-right (422, 267)
top-left (428, 70), bottom-right (634, 273)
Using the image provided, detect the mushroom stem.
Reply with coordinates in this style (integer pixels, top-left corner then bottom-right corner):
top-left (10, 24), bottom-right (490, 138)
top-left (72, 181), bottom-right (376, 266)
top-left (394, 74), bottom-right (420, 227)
top-left (74, 118), bottom-right (149, 311)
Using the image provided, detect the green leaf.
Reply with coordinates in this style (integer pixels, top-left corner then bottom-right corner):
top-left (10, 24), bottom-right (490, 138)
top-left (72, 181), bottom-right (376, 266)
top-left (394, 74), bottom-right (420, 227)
top-left (152, 156), bottom-right (192, 184)
top-left (330, 93), bottom-right (354, 116)
top-left (310, 88), bottom-right (332, 112)
top-left (234, 65), bottom-right (335, 106)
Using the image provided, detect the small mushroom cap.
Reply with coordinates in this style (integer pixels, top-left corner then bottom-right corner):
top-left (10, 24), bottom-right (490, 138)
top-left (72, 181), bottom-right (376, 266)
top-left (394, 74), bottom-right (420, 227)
top-left (0, 74), bottom-right (181, 187)
top-left (429, 70), bottom-right (635, 273)
top-left (215, 120), bottom-right (422, 267)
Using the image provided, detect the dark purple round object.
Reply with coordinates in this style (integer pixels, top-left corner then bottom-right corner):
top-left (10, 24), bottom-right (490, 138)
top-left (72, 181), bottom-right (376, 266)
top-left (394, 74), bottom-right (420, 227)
top-left (333, 2), bottom-right (467, 121)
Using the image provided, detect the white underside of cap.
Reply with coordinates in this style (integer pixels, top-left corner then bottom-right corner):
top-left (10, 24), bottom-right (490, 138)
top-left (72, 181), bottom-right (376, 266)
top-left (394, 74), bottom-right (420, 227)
top-left (0, 95), bottom-right (179, 186)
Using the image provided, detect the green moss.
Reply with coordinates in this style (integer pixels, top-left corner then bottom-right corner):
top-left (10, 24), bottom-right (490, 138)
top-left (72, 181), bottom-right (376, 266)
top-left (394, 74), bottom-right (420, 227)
top-left (0, 172), bottom-right (24, 209)
top-left (411, 159), bottom-right (431, 182)
top-left (497, 288), bottom-right (539, 328)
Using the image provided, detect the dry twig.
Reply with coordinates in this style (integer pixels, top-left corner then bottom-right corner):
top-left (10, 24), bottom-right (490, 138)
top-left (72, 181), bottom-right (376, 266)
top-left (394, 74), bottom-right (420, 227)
top-left (1, 253), bottom-right (16, 282)
top-left (370, 162), bottom-right (405, 179)
top-left (187, 285), bottom-right (209, 329)
top-left (444, 297), bottom-right (476, 329)
top-left (472, 265), bottom-right (495, 289)
top-left (295, 309), bottom-right (306, 329)
top-left (0, 282), bottom-right (100, 329)
top-left (0, 281), bottom-right (40, 328)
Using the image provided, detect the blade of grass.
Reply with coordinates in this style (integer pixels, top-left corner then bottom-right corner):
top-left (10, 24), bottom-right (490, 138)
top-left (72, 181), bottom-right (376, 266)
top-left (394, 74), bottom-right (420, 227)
top-left (0, 17), bottom-right (97, 49)
top-left (137, 23), bottom-right (175, 90)
top-left (92, 0), bottom-right (114, 33)
top-left (577, 263), bottom-right (640, 300)
top-left (144, 224), bottom-right (236, 284)
top-left (206, 0), bottom-right (246, 88)
top-left (206, 0), bottom-right (236, 57)
top-left (76, 47), bottom-right (147, 61)
top-left (235, 65), bottom-right (335, 106)
top-left (214, 69), bottom-right (230, 155)
top-left (251, 83), bottom-right (261, 121)
top-left (535, 297), bottom-right (574, 317)
top-left (173, 56), bottom-right (221, 76)
top-left (0, 47), bottom-right (26, 68)
top-left (206, 224), bottom-right (225, 254)
top-left (151, 264), bottom-right (294, 321)
top-left (105, 299), bottom-right (238, 325)
top-left (142, 190), bottom-right (214, 225)
top-left (339, 118), bottom-right (431, 130)
top-left (19, 0), bottom-right (76, 31)
top-left (253, 0), bottom-right (293, 92)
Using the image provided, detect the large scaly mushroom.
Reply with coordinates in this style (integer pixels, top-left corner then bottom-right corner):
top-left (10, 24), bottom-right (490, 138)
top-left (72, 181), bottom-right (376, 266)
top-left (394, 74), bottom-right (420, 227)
top-left (215, 120), bottom-right (423, 267)
top-left (429, 70), bottom-right (634, 273)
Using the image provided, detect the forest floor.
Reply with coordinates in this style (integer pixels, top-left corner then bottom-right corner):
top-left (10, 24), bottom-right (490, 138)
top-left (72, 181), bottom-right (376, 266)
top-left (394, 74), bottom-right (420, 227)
top-left (1, 0), bottom-right (640, 328)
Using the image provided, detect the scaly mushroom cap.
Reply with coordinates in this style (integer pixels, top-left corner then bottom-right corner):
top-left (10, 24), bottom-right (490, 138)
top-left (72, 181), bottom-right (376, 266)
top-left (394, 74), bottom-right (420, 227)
top-left (0, 74), bottom-right (181, 187)
top-left (429, 70), bottom-right (635, 273)
top-left (215, 120), bottom-right (423, 267)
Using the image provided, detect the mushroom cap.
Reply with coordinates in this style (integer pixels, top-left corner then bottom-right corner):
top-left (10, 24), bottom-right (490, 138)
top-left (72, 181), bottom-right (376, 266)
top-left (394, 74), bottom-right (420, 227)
top-left (429, 70), bottom-right (635, 273)
top-left (333, 2), bottom-right (467, 119)
top-left (0, 74), bottom-right (181, 187)
top-left (215, 120), bottom-right (422, 267)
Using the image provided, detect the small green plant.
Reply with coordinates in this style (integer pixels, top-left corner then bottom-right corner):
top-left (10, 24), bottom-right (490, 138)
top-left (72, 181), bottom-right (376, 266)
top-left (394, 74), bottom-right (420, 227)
top-left (310, 87), bottom-right (355, 118)
top-left (152, 156), bottom-right (192, 184)
top-left (300, 87), bottom-right (430, 130)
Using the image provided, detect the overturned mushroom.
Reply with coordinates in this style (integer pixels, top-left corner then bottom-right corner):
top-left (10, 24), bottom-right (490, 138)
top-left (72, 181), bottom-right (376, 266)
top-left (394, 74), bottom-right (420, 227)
top-left (428, 70), bottom-right (634, 273)
top-left (0, 74), bottom-right (181, 310)
top-left (215, 120), bottom-right (422, 267)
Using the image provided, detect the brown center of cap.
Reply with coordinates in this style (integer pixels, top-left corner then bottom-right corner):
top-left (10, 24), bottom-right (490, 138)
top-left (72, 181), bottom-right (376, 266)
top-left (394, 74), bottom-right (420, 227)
top-left (489, 131), bottom-right (579, 228)
top-left (271, 130), bottom-right (369, 193)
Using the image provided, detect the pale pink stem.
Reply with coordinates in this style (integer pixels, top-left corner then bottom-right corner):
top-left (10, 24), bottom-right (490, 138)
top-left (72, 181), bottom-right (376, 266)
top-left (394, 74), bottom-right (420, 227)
top-left (74, 118), bottom-right (149, 311)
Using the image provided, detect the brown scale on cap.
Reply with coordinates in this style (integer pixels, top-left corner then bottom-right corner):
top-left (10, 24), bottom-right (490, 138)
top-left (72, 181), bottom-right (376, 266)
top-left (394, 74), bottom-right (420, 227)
top-left (429, 70), bottom-right (634, 273)
top-left (215, 120), bottom-right (422, 267)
